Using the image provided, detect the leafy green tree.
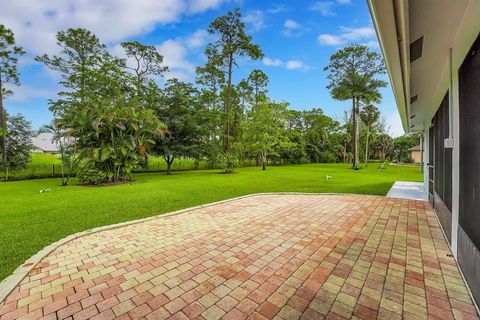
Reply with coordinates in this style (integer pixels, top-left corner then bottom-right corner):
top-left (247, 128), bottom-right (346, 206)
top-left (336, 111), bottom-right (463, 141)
top-left (0, 113), bottom-right (32, 179)
top-left (0, 25), bottom-right (25, 174)
top-left (247, 69), bottom-right (268, 102)
top-left (204, 8), bottom-right (263, 172)
top-left (121, 41), bottom-right (168, 92)
top-left (360, 104), bottom-right (380, 166)
top-left (302, 108), bottom-right (340, 162)
top-left (196, 61), bottom-right (225, 110)
top-left (277, 130), bottom-right (306, 164)
top-left (393, 133), bottom-right (421, 162)
top-left (155, 79), bottom-right (209, 174)
top-left (241, 100), bottom-right (290, 170)
top-left (374, 133), bottom-right (395, 161)
top-left (324, 44), bottom-right (386, 170)
top-left (35, 28), bottom-right (126, 116)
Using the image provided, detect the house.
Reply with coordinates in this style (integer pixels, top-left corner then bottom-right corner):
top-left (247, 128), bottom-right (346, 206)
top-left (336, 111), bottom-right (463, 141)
top-left (31, 132), bottom-right (60, 154)
top-left (408, 144), bottom-right (421, 163)
top-left (368, 0), bottom-right (480, 305)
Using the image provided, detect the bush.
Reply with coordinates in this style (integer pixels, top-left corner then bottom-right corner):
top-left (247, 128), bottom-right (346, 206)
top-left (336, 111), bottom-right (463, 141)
top-left (299, 157), bottom-right (311, 164)
top-left (77, 168), bottom-right (108, 185)
top-left (399, 154), bottom-right (414, 163)
top-left (320, 151), bottom-right (337, 163)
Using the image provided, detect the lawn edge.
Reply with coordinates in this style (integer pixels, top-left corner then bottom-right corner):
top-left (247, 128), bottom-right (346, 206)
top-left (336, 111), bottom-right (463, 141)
top-left (0, 191), bottom-right (413, 303)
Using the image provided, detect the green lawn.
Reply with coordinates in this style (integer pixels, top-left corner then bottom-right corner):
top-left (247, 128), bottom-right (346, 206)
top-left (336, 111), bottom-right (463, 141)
top-left (0, 163), bottom-right (422, 281)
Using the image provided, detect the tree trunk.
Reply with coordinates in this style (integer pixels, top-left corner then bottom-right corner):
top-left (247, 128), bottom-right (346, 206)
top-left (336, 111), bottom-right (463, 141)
top-left (165, 155), bottom-right (174, 175)
top-left (233, 106), bottom-right (238, 141)
top-left (60, 142), bottom-right (66, 186)
top-left (364, 128), bottom-right (370, 167)
top-left (225, 52), bottom-right (233, 171)
top-left (0, 74), bottom-right (7, 177)
top-left (351, 98), bottom-right (360, 170)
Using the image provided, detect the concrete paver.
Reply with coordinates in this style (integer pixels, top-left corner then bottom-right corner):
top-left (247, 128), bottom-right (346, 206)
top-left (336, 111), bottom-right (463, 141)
top-left (0, 194), bottom-right (477, 319)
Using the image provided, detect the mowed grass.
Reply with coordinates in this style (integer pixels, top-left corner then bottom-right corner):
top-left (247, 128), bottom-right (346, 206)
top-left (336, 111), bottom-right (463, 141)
top-left (0, 163), bottom-right (422, 280)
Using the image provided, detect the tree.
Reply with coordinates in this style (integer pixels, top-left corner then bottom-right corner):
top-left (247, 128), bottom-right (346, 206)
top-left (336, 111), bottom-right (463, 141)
top-left (0, 113), bottom-right (32, 179)
top-left (360, 104), bottom-right (380, 166)
top-left (121, 41), bottom-right (168, 92)
top-left (35, 28), bottom-right (126, 116)
top-left (41, 122), bottom-right (76, 186)
top-left (374, 133), bottom-right (394, 161)
top-left (241, 100), bottom-right (290, 170)
top-left (155, 79), bottom-right (209, 174)
top-left (393, 133), bottom-right (421, 163)
top-left (324, 44), bottom-right (386, 170)
top-left (204, 8), bottom-right (263, 172)
top-left (0, 25), bottom-right (25, 175)
top-left (247, 69), bottom-right (268, 102)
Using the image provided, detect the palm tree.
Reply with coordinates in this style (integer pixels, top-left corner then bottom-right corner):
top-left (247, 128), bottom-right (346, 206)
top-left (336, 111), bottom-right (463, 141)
top-left (360, 104), bottom-right (380, 167)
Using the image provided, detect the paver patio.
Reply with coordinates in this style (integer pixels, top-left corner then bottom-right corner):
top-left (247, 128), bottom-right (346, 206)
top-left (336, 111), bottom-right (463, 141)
top-left (0, 194), bottom-right (478, 320)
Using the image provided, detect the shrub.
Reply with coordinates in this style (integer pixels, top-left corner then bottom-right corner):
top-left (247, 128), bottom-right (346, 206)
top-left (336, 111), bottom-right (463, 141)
top-left (400, 154), bottom-right (414, 163)
top-left (320, 151), bottom-right (337, 163)
top-left (77, 168), bottom-right (108, 185)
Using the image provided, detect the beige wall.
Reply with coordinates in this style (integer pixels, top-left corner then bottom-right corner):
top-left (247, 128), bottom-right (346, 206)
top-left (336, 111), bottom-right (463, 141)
top-left (410, 150), bottom-right (421, 163)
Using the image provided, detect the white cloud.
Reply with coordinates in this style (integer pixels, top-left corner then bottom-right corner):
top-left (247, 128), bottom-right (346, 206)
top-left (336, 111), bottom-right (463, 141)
top-left (185, 29), bottom-right (210, 48)
top-left (282, 19), bottom-right (304, 37)
top-left (262, 57), bottom-right (283, 67)
top-left (0, 0), bottom-right (225, 55)
top-left (364, 40), bottom-right (380, 49)
top-left (310, 2), bottom-right (336, 16)
top-left (243, 10), bottom-right (266, 31)
top-left (340, 27), bottom-right (376, 40)
top-left (310, 0), bottom-right (351, 16)
top-left (318, 34), bottom-right (344, 46)
top-left (5, 84), bottom-right (58, 102)
top-left (262, 57), bottom-right (310, 71)
top-left (318, 26), bottom-right (377, 46)
top-left (156, 39), bottom-right (196, 81)
top-left (285, 60), bottom-right (305, 70)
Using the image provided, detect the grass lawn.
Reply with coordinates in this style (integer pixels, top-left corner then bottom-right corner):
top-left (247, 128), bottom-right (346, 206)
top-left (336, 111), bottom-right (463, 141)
top-left (0, 163), bottom-right (422, 281)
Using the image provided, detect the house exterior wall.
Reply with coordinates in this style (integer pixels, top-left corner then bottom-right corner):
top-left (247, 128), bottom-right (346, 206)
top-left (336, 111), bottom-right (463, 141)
top-left (409, 150), bottom-right (421, 163)
top-left (368, 0), bottom-right (480, 307)
top-left (420, 24), bottom-right (480, 306)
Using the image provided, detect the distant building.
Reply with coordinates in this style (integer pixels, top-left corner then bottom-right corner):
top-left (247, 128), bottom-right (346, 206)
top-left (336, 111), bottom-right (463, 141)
top-left (31, 133), bottom-right (60, 154)
top-left (408, 145), bottom-right (421, 163)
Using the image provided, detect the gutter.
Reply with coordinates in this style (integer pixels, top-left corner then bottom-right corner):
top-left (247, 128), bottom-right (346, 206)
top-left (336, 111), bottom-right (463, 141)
top-left (367, 0), bottom-right (410, 132)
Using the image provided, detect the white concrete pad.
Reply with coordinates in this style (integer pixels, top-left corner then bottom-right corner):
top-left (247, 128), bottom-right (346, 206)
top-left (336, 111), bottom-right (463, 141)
top-left (387, 181), bottom-right (427, 201)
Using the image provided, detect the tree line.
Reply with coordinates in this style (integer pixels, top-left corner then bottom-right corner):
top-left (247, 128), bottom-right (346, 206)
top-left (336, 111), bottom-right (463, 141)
top-left (0, 9), bottom-right (418, 184)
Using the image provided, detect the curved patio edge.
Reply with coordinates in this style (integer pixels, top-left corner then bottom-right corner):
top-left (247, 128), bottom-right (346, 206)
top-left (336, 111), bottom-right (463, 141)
top-left (0, 191), bottom-right (407, 304)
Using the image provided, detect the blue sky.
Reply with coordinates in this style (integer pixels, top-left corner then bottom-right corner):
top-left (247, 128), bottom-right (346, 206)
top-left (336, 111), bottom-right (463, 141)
top-left (0, 0), bottom-right (404, 136)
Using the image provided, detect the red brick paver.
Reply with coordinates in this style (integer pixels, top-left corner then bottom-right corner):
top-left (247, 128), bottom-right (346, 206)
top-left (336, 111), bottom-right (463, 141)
top-left (0, 194), bottom-right (478, 319)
